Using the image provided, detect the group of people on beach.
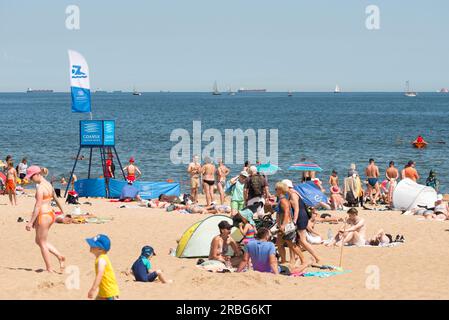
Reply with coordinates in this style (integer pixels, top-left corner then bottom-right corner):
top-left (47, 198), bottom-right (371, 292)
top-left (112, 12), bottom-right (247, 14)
top-left (1, 151), bottom-right (447, 296)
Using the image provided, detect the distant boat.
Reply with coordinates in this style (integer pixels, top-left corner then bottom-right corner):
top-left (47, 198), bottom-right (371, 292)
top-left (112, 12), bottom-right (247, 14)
top-left (288, 90), bottom-right (293, 97)
top-left (334, 85), bottom-right (341, 93)
top-left (112, 90), bottom-right (123, 93)
top-left (26, 88), bottom-right (53, 93)
top-left (212, 81), bottom-right (221, 95)
top-left (237, 88), bottom-right (267, 93)
top-left (132, 86), bottom-right (142, 96)
top-left (227, 87), bottom-right (236, 96)
top-left (404, 81), bottom-right (417, 97)
top-left (95, 88), bottom-right (108, 94)
top-left (440, 88), bottom-right (449, 93)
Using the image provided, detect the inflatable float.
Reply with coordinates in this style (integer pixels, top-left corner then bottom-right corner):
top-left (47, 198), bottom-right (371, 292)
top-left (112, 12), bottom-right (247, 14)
top-left (412, 141), bottom-right (427, 149)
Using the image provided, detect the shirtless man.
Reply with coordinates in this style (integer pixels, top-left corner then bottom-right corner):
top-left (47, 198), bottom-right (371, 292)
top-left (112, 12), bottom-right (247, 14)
top-left (365, 159), bottom-right (380, 205)
top-left (124, 157), bottom-right (142, 182)
top-left (209, 221), bottom-right (242, 267)
top-left (326, 208), bottom-right (366, 247)
top-left (187, 155), bottom-right (202, 203)
top-left (202, 157), bottom-right (216, 206)
top-left (216, 159), bottom-right (230, 205)
top-left (385, 161), bottom-right (399, 205)
top-left (5, 161), bottom-right (18, 205)
top-left (403, 161), bottom-right (419, 182)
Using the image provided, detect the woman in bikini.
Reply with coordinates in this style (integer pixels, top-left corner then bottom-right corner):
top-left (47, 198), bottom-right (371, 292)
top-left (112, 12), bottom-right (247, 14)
top-left (25, 166), bottom-right (65, 273)
top-left (202, 157), bottom-right (216, 206)
top-left (216, 159), bottom-right (230, 205)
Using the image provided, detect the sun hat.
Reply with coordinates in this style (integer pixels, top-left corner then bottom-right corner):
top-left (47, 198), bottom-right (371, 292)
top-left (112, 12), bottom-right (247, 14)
top-left (239, 208), bottom-right (255, 226)
top-left (85, 234), bottom-right (111, 251)
top-left (249, 166), bottom-right (258, 174)
top-left (141, 245), bottom-right (156, 257)
top-left (129, 157), bottom-right (135, 163)
top-left (281, 179), bottom-right (293, 189)
top-left (25, 165), bottom-right (41, 180)
top-left (239, 171), bottom-right (249, 178)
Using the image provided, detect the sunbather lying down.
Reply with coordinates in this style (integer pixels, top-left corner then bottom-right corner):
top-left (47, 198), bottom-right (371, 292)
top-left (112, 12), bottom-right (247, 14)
top-left (175, 203), bottom-right (231, 214)
top-left (55, 212), bottom-right (97, 224)
top-left (366, 229), bottom-right (404, 246)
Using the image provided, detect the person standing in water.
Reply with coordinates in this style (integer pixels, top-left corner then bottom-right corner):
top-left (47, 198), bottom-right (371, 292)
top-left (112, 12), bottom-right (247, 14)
top-left (202, 157), bottom-right (216, 206)
top-left (25, 166), bottom-right (65, 273)
top-left (124, 157), bottom-right (142, 182)
top-left (365, 159), bottom-right (380, 205)
top-left (5, 161), bottom-right (18, 205)
top-left (18, 158), bottom-right (28, 180)
top-left (216, 159), bottom-right (230, 205)
top-left (385, 161), bottom-right (399, 205)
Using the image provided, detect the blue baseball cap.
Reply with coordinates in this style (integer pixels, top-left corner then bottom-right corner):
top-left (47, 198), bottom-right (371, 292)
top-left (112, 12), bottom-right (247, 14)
top-left (141, 245), bottom-right (156, 257)
top-left (86, 234), bottom-right (111, 251)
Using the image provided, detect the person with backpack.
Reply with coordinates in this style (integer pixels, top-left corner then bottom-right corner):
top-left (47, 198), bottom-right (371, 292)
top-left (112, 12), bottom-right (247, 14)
top-left (244, 166), bottom-right (270, 209)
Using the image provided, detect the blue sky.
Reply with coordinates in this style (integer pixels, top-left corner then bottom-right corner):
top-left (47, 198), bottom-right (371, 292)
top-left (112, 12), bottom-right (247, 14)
top-left (0, 0), bottom-right (448, 92)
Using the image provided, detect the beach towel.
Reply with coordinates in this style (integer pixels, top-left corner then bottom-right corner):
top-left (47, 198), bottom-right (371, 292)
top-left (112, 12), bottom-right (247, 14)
top-left (196, 260), bottom-right (234, 273)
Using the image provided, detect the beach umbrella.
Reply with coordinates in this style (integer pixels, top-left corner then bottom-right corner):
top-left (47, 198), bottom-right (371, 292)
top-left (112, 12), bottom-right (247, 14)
top-left (294, 182), bottom-right (328, 207)
top-left (287, 162), bottom-right (323, 172)
top-left (256, 163), bottom-right (280, 175)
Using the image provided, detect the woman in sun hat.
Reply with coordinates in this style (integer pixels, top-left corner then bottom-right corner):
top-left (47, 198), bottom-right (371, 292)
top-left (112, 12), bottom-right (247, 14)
top-left (25, 166), bottom-right (66, 273)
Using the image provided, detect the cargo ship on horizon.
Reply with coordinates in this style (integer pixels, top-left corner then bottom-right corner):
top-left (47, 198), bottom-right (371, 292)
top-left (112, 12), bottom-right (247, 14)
top-left (26, 88), bottom-right (54, 93)
top-left (237, 88), bottom-right (267, 93)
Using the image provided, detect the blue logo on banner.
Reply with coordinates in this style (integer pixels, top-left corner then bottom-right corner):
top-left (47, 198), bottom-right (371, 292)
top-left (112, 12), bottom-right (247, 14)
top-left (71, 86), bottom-right (91, 113)
top-left (80, 120), bottom-right (103, 146)
top-left (71, 65), bottom-right (88, 79)
top-left (103, 121), bottom-right (115, 146)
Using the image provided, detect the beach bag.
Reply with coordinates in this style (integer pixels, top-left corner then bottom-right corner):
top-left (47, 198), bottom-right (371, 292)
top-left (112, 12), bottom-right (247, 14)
top-left (225, 181), bottom-right (235, 196)
top-left (284, 222), bottom-right (297, 235)
top-left (345, 191), bottom-right (357, 206)
top-left (248, 175), bottom-right (264, 197)
top-left (66, 191), bottom-right (80, 205)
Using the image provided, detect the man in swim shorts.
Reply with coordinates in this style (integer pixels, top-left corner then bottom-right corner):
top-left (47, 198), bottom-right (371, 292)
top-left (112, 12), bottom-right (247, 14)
top-left (365, 159), bottom-right (380, 205)
top-left (385, 161), bottom-right (399, 205)
top-left (187, 155), bottom-right (202, 203)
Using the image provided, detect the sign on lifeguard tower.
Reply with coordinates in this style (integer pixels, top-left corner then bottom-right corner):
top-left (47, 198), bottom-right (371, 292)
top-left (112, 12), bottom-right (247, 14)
top-left (80, 120), bottom-right (115, 146)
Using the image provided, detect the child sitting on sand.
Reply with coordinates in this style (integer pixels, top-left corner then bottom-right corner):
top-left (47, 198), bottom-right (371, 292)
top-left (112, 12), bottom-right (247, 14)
top-left (131, 246), bottom-right (172, 284)
top-left (86, 234), bottom-right (120, 300)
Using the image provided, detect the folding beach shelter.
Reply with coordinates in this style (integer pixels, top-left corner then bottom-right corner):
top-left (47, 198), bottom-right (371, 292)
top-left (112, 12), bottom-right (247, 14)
top-left (176, 215), bottom-right (243, 258)
top-left (392, 178), bottom-right (437, 210)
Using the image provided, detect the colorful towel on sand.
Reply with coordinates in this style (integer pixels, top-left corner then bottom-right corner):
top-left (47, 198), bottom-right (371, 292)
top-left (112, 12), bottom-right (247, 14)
top-left (301, 270), bottom-right (351, 278)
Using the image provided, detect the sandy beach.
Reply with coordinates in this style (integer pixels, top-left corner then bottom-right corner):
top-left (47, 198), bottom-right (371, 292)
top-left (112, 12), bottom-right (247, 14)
top-left (1, 191), bottom-right (448, 300)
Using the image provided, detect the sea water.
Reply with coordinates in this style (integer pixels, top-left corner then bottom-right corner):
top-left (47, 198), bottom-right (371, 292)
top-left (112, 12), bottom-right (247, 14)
top-left (1, 92), bottom-right (448, 192)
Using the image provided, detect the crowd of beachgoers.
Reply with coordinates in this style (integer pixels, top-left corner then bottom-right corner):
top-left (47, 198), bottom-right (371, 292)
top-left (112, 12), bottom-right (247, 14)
top-left (1, 152), bottom-right (447, 300)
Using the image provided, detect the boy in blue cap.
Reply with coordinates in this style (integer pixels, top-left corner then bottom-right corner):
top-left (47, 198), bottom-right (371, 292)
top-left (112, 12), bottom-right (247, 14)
top-left (131, 245), bottom-right (172, 284)
top-left (86, 234), bottom-right (120, 300)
